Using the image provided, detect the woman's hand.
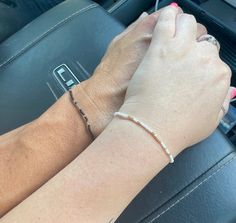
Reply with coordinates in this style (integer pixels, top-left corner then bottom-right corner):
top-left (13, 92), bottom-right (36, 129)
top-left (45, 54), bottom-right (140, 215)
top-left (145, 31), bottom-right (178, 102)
top-left (120, 6), bottom-right (232, 155)
top-left (72, 11), bottom-right (160, 136)
top-left (72, 6), bottom-right (207, 137)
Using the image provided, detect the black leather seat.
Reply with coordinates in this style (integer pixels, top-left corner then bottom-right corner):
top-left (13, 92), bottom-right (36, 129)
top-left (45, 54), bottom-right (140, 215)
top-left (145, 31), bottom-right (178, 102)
top-left (0, 1), bottom-right (29, 42)
top-left (0, 0), bottom-right (65, 42)
top-left (0, 0), bottom-right (235, 222)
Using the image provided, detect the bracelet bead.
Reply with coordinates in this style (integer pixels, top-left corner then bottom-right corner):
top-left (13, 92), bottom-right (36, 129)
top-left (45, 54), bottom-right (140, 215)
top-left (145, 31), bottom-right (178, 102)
top-left (114, 112), bottom-right (174, 164)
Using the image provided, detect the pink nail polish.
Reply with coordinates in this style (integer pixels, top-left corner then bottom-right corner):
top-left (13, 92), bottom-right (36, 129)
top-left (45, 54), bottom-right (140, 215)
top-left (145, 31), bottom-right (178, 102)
top-left (170, 2), bottom-right (178, 7)
top-left (231, 88), bottom-right (236, 99)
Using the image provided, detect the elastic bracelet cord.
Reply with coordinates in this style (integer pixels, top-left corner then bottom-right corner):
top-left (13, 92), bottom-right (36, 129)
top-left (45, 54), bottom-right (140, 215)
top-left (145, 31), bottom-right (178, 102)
top-left (114, 112), bottom-right (174, 164)
top-left (69, 89), bottom-right (95, 141)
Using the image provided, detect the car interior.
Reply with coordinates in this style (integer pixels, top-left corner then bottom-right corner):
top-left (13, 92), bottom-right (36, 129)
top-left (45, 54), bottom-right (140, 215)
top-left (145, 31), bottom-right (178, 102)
top-left (0, 0), bottom-right (236, 222)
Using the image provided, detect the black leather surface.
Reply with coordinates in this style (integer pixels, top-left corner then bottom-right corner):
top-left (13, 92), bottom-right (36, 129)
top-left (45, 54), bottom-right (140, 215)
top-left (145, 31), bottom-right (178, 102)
top-left (0, 0), bottom-right (124, 134)
top-left (0, 1), bottom-right (32, 42)
top-left (17, 0), bottom-right (64, 14)
top-left (142, 152), bottom-right (236, 223)
top-left (0, 0), bottom-right (63, 43)
top-left (108, 0), bottom-right (155, 26)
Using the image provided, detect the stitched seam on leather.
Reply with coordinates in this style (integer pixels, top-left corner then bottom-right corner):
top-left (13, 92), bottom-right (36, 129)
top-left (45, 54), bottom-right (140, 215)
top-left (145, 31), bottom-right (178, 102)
top-left (136, 149), bottom-right (232, 222)
top-left (136, 147), bottom-right (233, 222)
top-left (145, 154), bottom-right (236, 223)
top-left (108, 0), bottom-right (129, 13)
top-left (0, 3), bottom-right (98, 69)
top-left (151, 150), bottom-right (233, 211)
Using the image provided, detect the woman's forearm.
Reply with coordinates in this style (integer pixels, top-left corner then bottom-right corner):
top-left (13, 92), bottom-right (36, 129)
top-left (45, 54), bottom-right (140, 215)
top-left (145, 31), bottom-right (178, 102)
top-left (0, 11), bottom-right (164, 217)
top-left (0, 123), bottom-right (29, 142)
top-left (0, 87), bottom-right (92, 216)
top-left (1, 118), bottom-right (172, 223)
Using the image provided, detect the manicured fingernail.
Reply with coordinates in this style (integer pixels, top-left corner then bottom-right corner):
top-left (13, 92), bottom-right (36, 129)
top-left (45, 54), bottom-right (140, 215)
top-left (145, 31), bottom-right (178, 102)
top-left (170, 2), bottom-right (178, 7)
top-left (231, 87), bottom-right (236, 99)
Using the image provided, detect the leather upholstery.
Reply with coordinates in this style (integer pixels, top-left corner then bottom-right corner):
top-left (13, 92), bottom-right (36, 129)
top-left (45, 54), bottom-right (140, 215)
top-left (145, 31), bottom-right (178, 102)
top-left (0, 1), bottom-right (32, 42)
top-left (0, 0), bottom-right (235, 222)
top-left (0, 0), bottom-right (124, 134)
top-left (108, 0), bottom-right (155, 25)
top-left (0, 0), bottom-right (65, 43)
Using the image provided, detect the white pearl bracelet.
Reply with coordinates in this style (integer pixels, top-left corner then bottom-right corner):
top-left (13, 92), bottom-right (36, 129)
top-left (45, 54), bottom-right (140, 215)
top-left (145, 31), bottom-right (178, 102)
top-left (114, 112), bottom-right (174, 164)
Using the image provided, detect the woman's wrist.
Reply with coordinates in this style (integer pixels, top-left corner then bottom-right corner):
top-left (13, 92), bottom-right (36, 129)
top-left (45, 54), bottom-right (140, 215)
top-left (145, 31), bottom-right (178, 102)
top-left (26, 93), bottom-right (89, 153)
top-left (119, 103), bottom-right (185, 157)
top-left (72, 76), bottom-right (123, 137)
top-left (71, 80), bottom-right (107, 137)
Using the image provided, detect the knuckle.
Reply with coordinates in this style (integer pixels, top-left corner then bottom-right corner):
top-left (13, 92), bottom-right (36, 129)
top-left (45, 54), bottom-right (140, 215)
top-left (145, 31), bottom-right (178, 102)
top-left (223, 63), bottom-right (232, 76)
top-left (184, 14), bottom-right (196, 23)
top-left (215, 64), bottom-right (231, 88)
top-left (219, 61), bottom-right (232, 78)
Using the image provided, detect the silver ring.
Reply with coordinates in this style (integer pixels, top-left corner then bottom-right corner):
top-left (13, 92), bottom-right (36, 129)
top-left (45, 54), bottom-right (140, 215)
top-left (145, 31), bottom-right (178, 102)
top-left (198, 34), bottom-right (220, 51)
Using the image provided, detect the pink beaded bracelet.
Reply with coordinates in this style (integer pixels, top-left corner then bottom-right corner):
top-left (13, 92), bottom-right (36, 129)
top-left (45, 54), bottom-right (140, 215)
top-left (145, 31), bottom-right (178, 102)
top-left (114, 112), bottom-right (174, 164)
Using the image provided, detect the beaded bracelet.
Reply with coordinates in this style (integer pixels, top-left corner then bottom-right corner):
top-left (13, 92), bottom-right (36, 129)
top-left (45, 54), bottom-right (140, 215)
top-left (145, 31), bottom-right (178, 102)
top-left (69, 89), bottom-right (95, 141)
top-left (114, 112), bottom-right (174, 164)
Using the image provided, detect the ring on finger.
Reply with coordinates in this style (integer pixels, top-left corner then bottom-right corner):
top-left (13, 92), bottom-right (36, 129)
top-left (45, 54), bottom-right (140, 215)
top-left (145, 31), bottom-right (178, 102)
top-left (198, 34), bottom-right (220, 51)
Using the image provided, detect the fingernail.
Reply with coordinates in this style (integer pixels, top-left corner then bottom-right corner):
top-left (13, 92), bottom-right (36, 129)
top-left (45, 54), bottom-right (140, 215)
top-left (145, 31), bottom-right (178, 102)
top-left (170, 2), bottom-right (178, 7)
top-left (140, 12), bottom-right (148, 18)
top-left (231, 87), bottom-right (236, 99)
